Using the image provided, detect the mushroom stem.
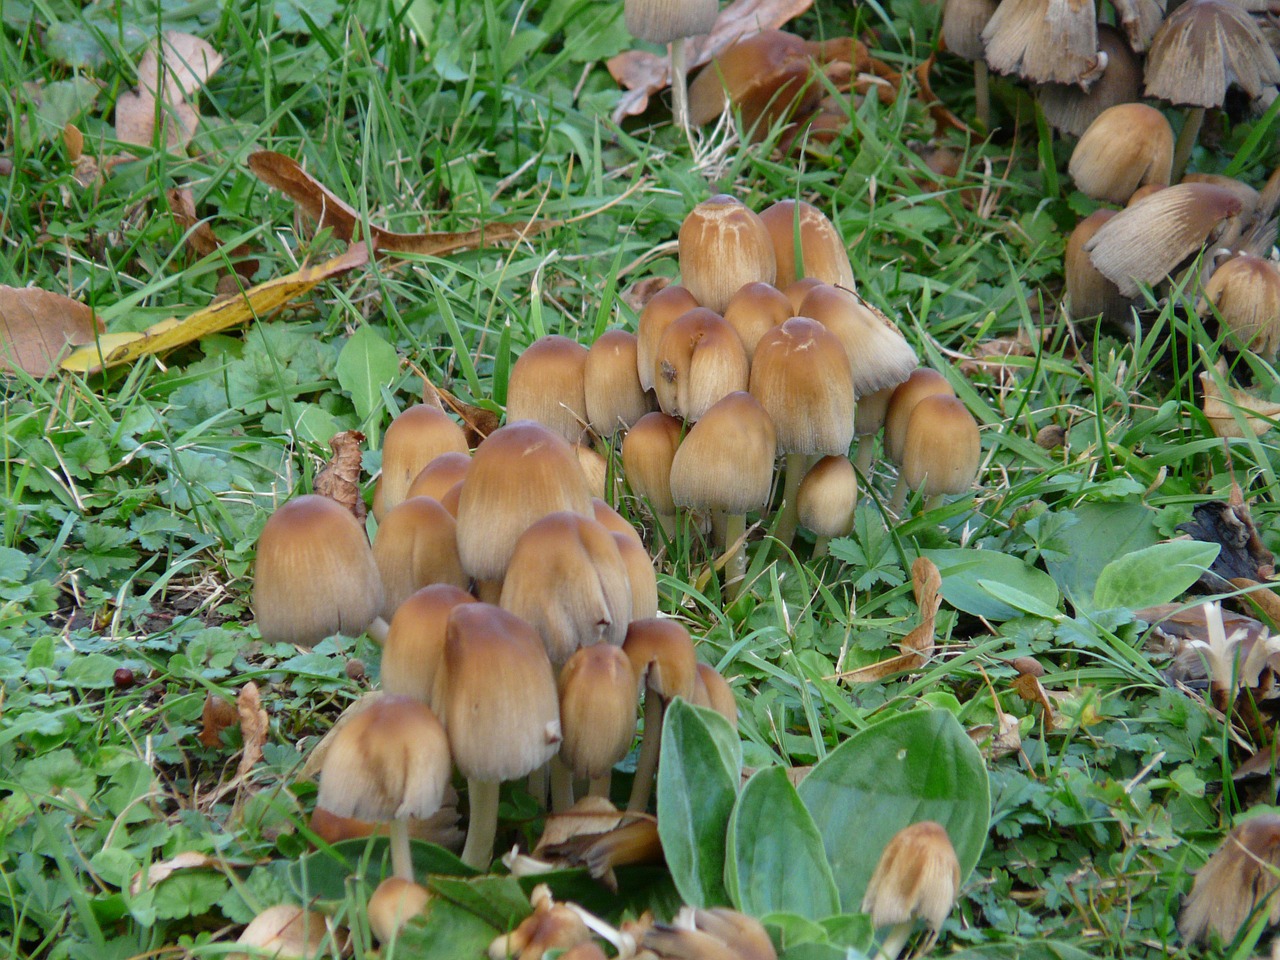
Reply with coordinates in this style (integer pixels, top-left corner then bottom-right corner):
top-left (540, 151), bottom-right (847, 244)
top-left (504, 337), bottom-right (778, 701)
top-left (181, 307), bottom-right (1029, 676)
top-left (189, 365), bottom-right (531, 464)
top-left (773, 453), bottom-right (808, 549)
top-left (722, 512), bottom-right (747, 600)
top-left (627, 692), bottom-right (664, 813)
top-left (588, 774), bottom-right (612, 798)
top-left (812, 535), bottom-right (831, 558)
top-left (461, 778), bottom-right (501, 870)
top-left (854, 440), bottom-right (875, 477)
top-left (974, 61), bottom-right (990, 131)
top-left (925, 493), bottom-right (947, 514)
top-left (389, 818), bottom-right (414, 882)
top-left (1172, 107), bottom-right (1205, 181)
top-left (670, 37), bottom-right (694, 150)
top-left (874, 922), bottom-right (913, 960)
top-left (550, 756), bottom-right (575, 814)
top-left (889, 473), bottom-right (910, 514)
top-left (367, 616), bottom-right (390, 645)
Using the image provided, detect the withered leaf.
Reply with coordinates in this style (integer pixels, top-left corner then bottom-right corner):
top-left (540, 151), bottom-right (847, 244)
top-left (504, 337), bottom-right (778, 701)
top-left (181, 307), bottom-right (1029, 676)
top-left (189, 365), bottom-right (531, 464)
top-left (114, 33), bottom-right (220, 152)
top-left (431, 383), bottom-right (499, 447)
top-left (606, 0), bottom-right (814, 121)
top-left (248, 151), bottom-right (551, 256)
top-left (198, 694), bottom-right (237, 748)
top-left (838, 556), bottom-right (940, 682)
top-left (129, 851), bottom-right (218, 896)
top-left (968, 709), bottom-right (1021, 759)
top-left (1177, 487), bottom-right (1276, 585)
top-left (167, 188), bottom-right (221, 259)
top-left (0, 286), bottom-right (103, 376)
top-left (1201, 366), bottom-right (1280, 438)
top-left (1012, 672), bottom-right (1058, 728)
top-left (235, 682), bottom-right (269, 781)
top-left (621, 276), bottom-right (671, 314)
top-left (314, 430), bottom-right (367, 522)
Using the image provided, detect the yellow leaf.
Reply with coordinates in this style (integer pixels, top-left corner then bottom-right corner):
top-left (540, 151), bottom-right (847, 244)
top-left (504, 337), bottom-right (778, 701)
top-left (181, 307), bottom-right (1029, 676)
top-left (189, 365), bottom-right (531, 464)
top-left (61, 244), bottom-right (369, 374)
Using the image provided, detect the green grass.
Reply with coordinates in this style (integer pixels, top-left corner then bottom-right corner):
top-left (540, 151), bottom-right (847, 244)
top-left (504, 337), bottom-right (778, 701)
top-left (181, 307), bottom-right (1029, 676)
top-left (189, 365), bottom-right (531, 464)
top-left (3, 0), bottom-right (1280, 956)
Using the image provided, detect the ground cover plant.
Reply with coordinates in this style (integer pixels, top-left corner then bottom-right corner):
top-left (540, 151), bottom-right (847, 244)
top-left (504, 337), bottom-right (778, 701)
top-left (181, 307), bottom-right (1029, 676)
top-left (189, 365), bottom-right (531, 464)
top-left (3, 0), bottom-right (1280, 956)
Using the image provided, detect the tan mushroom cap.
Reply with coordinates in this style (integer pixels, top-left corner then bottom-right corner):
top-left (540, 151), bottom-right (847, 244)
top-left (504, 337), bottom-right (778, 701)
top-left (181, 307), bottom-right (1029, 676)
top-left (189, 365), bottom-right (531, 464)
top-left (233, 905), bottom-right (333, 959)
top-left (636, 285), bottom-right (700, 393)
top-left (1144, 0), bottom-right (1280, 106)
top-left (558, 644), bottom-right (638, 779)
top-left (652, 308), bottom-right (750, 421)
top-left (1065, 210), bottom-right (1132, 323)
top-left (1068, 103), bottom-right (1173, 205)
top-left (1179, 814), bottom-right (1280, 944)
top-left (1083, 182), bottom-right (1244, 297)
top-left (942, 0), bottom-right (998, 61)
top-left (749, 317), bottom-right (856, 456)
top-left (621, 412), bottom-right (684, 517)
top-left (613, 530), bottom-right (659, 621)
top-left (254, 494), bottom-right (384, 647)
top-left (861, 821), bottom-right (961, 931)
top-left (585, 329), bottom-right (650, 436)
top-left (1039, 26), bottom-right (1143, 137)
top-left (692, 662), bottom-right (738, 729)
top-left (506, 334), bottom-right (590, 445)
top-left (454, 420), bottom-right (593, 583)
top-left (500, 511), bottom-right (632, 667)
top-left (406, 451), bottom-right (470, 502)
top-left (378, 405), bottom-right (469, 520)
top-left (722, 281), bottom-right (793, 360)
top-left (797, 455), bottom-right (858, 538)
top-left (1200, 255), bottom-right (1280, 359)
top-left (796, 284), bottom-right (917, 397)
top-left (372, 496), bottom-right (468, 619)
top-left (884, 368), bottom-right (956, 465)
top-left (624, 0), bottom-right (717, 45)
top-left (381, 583), bottom-right (477, 709)
top-left (901, 395), bottom-right (982, 498)
top-left (441, 604), bottom-right (561, 783)
top-left (758, 199), bottom-right (856, 290)
top-left (367, 878), bottom-right (431, 945)
top-left (316, 695), bottom-right (451, 823)
top-left (669, 391), bottom-right (777, 515)
top-left (678, 195), bottom-right (777, 314)
top-left (623, 617), bottom-right (698, 701)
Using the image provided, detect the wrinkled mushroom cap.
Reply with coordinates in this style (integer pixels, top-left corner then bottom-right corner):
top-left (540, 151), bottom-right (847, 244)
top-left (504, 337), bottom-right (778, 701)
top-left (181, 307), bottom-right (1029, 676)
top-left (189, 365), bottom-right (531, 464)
top-left (1144, 0), bottom-right (1280, 106)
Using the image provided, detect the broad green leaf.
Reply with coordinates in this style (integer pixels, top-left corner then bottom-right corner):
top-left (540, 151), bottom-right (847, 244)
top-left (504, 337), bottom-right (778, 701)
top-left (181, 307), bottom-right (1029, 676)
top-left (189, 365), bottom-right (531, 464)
top-left (395, 896), bottom-right (503, 955)
top-left (1041, 502), bottom-right (1158, 607)
top-left (726, 767), bottom-right (839, 920)
top-left (1092, 540), bottom-right (1220, 612)
top-left (336, 324), bottom-right (399, 426)
top-left (288, 839), bottom-right (473, 902)
top-left (948, 943), bottom-right (1095, 960)
top-left (923, 549), bottom-right (1060, 621)
top-left (63, 653), bottom-right (123, 689)
top-left (798, 709), bottom-right (990, 912)
top-left (656, 698), bottom-right (742, 908)
top-left (428, 874), bottom-right (530, 931)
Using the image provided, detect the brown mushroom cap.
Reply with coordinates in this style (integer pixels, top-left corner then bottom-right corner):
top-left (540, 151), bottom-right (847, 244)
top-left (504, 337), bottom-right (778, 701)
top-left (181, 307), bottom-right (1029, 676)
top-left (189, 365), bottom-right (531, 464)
top-left (441, 603), bottom-right (562, 783)
top-left (900, 395), bottom-right (983, 498)
top-left (1200, 255), bottom-right (1280, 359)
top-left (637, 285), bottom-right (701, 393)
top-left (254, 494), bottom-right (385, 647)
top-left (796, 284), bottom-right (917, 397)
top-left (758, 199), bottom-right (856, 291)
top-left (367, 877), bottom-right (431, 945)
top-left (316, 696), bottom-right (451, 823)
top-left (1110, 0), bottom-right (1167, 52)
top-left (406, 451), bottom-right (470, 502)
top-left (942, 0), bottom-right (999, 61)
top-left (613, 530), bottom-right (659, 621)
top-left (500, 512), bottom-right (633, 667)
top-left (861, 821), bottom-right (961, 931)
top-left (372, 496), bottom-right (468, 618)
top-left (722, 281), bottom-right (793, 360)
top-left (691, 662), bottom-right (738, 729)
top-left (797, 455), bottom-right (858, 538)
top-left (558, 644), bottom-right (638, 779)
top-left (749, 317), bottom-right (856, 456)
top-left (506, 335), bottom-right (590, 445)
top-left (1039, 25), bottom-right (1143, 137)
top-left (669, 391), bottom-right (777, 515)
top-left (1180, 814), bottom-right (1280, 944)
top-left (233, 905), bottom-right (332, 958)
top-left (454, 420), bottom-right (593, 582)
top-left (379, 405), bottom-right (469, 520)
top-left (652, 308), bottom-right (750, 421)
top-left (687, 31), bottom-right (822, 135)
top-left (1144, 0), bottom-right (1280, 107)
top-left (884, 368), bottom-right (956, 465)
top-left (621, 412), bottom-right (685, 518)
top-left (624, 0), bottom-right (718, 45)
top-left (678, 195), bottom-right (778, 313)
top-left (1083, 182), bottom-right (1245, 297)
top-left (1068, 103), bottom-right (1174, 205)
top-left (381, 584), bottom-right (477, 709)
top-left (623, 617), bottom-right (697, 701)
top-left (1065, 210), bottom-right (1133, 323)
top-left (585, 329), bottom-right (651, 436)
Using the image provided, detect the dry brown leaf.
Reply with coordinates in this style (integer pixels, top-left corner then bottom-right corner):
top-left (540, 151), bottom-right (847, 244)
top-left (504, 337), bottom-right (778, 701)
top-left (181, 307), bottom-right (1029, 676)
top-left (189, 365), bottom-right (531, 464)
top-left (538, 816), bottom-right (662, 891)
top-left (114, 90), bottom-right (198, 151)
top-left (129, 851), bottom-right (219, 896)
top-left (534, 796), bottom-right (625, 854)
top-left (968, 709), bottom-right (1022, 759)
top-left (0, 286), bottom-right (103, 376)
top-left (1201, 365), bottom-right (1280, 438)
top-left (606, 0), bottom-right (814, 121)
top-left (1012, 672), bottom-right (1058, 728)
top-left (621, 276), bottom-right (672, 314)
top-left (167, 188), bottom-right (221, 259)
top-left (63, 122), bottom-right (83, 161)
top-left (1230, 578), bottom-right (1280, 625)
top-left (838, 557), bottom-right (941, 682)
top-left (235, 682), bottom-right (269, 780)
top-left (247, 151), bottom-right (551, 256)
top-left (431, 384), bottom-right (499, 447)
top-left (314, 430), bottom-right (367, 521)
top-left (61, 243), bottom-right (369, 374)
top-left (197, 694), bottom-right (238, 748)
top-left (114, 32), bottom-right (220, 152)
top-left (959, 331), bottom-right (1034, 383)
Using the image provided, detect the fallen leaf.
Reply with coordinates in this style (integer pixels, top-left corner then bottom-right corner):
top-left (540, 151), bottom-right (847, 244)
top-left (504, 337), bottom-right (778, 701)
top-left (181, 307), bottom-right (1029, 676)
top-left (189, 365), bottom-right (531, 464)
top-left (1177, 484), bottom-right (1275, 587)
top-left (167, 188), bottom-right (221, 259)
top-left (248, 151), bottom-right (551, 256)
top-left (137, 32), bottom-right (222, 102)
top-left (959, 330), bottom-right (1034, 384)
top-left (837, 556), bottom-right (939, 682)
top-left (314, 430), bottom-right (367, 521)
top-left (235, 682), bottom-right (269, 780)
top-left (1201, 365), bottom-right (1280, 438)
top-left (621, 276), bottom-right (671, 314)
top-left (129, 851), bottom-right (220, 896)
top-left (63, 122), bottom-right (83, 161)
top-left (538, 816), bottom-right (661, 892)
top-left (968, 709), bottom-right (1021, 759)
top-left (1012, 672), bottom-right (1058, 728)
top-left (429, 381), bottom-right (499, 447)
top-left (197, 694), bottom-right (237, 748)
top-left (534, 796), bottom-right (626, 854)
top-left (60, 243), bottom-right (369, 374)
top-left (606, 0), bottom-right (814, 121)
top-left (0, 286), bottom-right (103, 376)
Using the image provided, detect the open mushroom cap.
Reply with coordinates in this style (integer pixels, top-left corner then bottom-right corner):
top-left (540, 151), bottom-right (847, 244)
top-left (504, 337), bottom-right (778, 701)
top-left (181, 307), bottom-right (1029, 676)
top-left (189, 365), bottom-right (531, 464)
top-left (1179, 814), bottom-right (1280, 944)
top-left (942, 0), bottom-right (999, 61)
top-left (796, 283), bottom-right (917, 397)
top-left (1082, 182), bottom-right (1244, 297)
top-left (316, 695), bottom-right (451, 823)
top-left (1040, 26), bottom-right (1143, 137)
top-left (624, 0), bottom-right (717, 45)
top-left (981, 0), bottom-right (1103, 86)
top-left (254, 494), bottom-right (385, 647)
top-left (1144, 0), bottom-right (1280, 106)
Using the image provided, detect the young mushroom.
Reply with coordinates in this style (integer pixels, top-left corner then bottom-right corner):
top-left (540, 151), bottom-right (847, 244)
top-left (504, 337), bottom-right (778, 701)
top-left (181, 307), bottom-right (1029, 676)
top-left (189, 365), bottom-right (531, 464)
top-left (862, 821), bottom-right (961, 960)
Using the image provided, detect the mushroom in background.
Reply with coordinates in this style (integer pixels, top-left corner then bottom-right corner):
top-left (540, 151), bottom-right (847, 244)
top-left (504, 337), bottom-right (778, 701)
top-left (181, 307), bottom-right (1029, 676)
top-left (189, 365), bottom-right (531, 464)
top-left (624, 0), bottom-right (719, 143)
